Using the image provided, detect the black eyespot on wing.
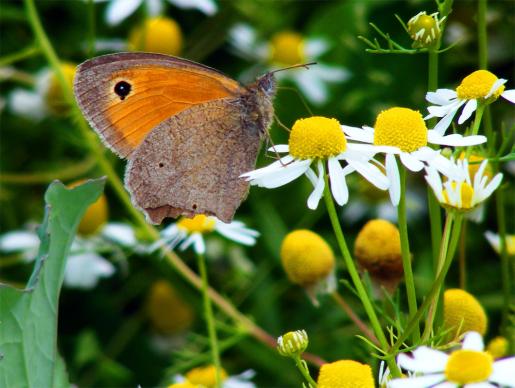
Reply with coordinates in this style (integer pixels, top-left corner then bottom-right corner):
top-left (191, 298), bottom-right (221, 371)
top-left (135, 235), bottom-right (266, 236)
top-left (158, 162), bottom-right (164, 168)
top-left (192, 204), bottom-right (197, 210)
top-left (114, 81), bottom-right (131, 100)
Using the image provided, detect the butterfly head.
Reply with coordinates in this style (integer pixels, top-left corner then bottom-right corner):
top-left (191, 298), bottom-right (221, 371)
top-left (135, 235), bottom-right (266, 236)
top-left (256, 72), bottom-right (276, 99)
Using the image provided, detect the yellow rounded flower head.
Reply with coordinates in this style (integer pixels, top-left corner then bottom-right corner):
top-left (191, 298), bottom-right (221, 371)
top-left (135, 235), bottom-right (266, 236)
top-left (443, 289), bottom-right (488, 338)
top-left (129, 17), bottom-right (183, 56)
top-left (407, 11), bottom-right (441, 48)
top-left (456, 70), bottom-right (505, 101)
top-left (185, 365), bottom-right (228, 388)
top-left (373, 107), bottom-right (428, 153)
top-left (445, 349), bottom-right (493, 385)
top-left (289, 116), bottom-right (346, 160)
top-left (280, 230), bottom-right (335, 287)
top-left (317, 360), bottom-right (375, 388)
top-left (486, 336), bottom-right (509, 359)
top-left (168, 382), bottom-right (197, 388)
top-left (269, 31), bottom-right (306, 66)
top-left (177, 215), bottom-right (216, 234)
top-left (68, 179), bottom-right (108, 236)
top-left (277, 330), bottom-right (309, 357)
top-left (146, 280), bottom-right (194, 335)
top-left (354, 219), bottom-right (403, 281)
top-left (45, 62), bottom-right (76, 115)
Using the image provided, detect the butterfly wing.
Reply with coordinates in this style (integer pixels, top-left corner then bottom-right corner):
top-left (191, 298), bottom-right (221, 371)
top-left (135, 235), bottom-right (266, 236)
top-left (125, 98), bottom-right (261, 224)
top-left (74, 52), bottom-right (243, 158)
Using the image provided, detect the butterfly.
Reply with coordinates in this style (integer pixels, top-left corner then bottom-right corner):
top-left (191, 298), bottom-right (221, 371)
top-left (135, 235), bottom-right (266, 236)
top-left (74, 52), bottom-right (276, 224)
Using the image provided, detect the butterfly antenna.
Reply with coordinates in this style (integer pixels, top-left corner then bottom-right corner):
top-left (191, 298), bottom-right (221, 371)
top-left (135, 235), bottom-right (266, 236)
top-left (263, 126), bottom-right (290, 166)
top-left (270, 62), bottom-right (317, 74)
top-left (276, 86), bottom-right (313, 116)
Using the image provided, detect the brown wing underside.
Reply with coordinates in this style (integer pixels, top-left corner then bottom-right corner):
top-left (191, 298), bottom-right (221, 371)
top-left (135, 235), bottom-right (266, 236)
top-left (125, 99), bottom-right (261, 224)
top-left (74, 52), bottom-right (243, 158)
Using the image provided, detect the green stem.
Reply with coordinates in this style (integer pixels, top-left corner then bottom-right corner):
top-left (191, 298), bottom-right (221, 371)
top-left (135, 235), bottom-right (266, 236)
top-left (397, 163), bottom-right (419, 342)
top-left (87, 0), bottom-right (96, 58)
top-left (0, 45), bottom-right (40, 67)
top-left (458, 220), bottom-right (467, 289)
top-left (197, 253), bottom-right (222, 388)
top-left (478, 0), bottom-right (488, 70)
top-left (391, 214), bottom-right (463, 353)
top-left (422, 211), bottom-right (455, 341)
top-left (322, 174), bottom-right (401, 377)
top-left (294, 355), bottom-right (317, 387)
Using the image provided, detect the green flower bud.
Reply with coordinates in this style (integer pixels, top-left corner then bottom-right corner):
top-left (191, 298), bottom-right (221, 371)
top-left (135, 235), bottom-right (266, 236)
top-left (407, 11), bottom-right (442, 48)
top-left (277, 330), bottom-right (308, 357)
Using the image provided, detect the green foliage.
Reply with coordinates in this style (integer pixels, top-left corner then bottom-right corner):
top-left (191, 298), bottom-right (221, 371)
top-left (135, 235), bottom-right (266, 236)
top-left (0, 179), bottom-right (105, 388)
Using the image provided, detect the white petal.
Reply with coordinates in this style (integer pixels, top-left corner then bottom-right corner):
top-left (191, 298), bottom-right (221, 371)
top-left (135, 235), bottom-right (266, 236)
top-left (8, 89), bottom-right (47, 120)
top-left (64, 253), bottom-right (115, 289)
top-left (314, 63), bottom-right (350, 82)
top-left (106, 0), bottom-right (142, 26)
top-left (240, 155), bottom-right (294, 180)
top-left (398, 347), bottom-right (449, 373)
top-left (388, 374), bottom-right (446, 388)
top-left (433, 383), bottom-right (458, 388)
top-left (490, 357), bottom-right (515, 387)
top-left (292, 70), bottom-right (328, 105)
top-left (462, 331), bottom-right (484, 351)
top-left (478, 173), bottom-right (502, 203)
top-left (305, 38), bottom-right (329, 57)
top-left (214, 220), bottom-right (259, 246)
top-left (400, 152), bottom-right (425, 172)
top-left (428, 131), bottom-right (487, 146)
top-left (346, 158), bottom-right (389, 190)
top-left (485, 78), bottom-right (507, 98)
top-left (463, 383), bottom-right (496, 388)
top-left (101, 223), bottom-right (136, 247)
top-left (426, 88), bottom-right (457, 104)
top-left (411, 146), bottom-right (438, 162)
top-left (425, 166), bottom-right (445, 203)
top-left (484, 231), bottom-right (500, 252)
top-left (458, 98), bottom-right (477, 124)
top-left (267, 144), bottom-right (289, 153)
top-left (146, 0), bottom-right (163, 16)
top-left (341, 125), bottom-right (374, 143)
top-left (0, 231), bottom-right (39, 252)
top-left (328, 157), bottom-right (348, 205)
top-left (307, 160), bottom-right (325, 210)
top-left (250, 159), bottom-right (311, 188)
top-left (170, 0), bottom-right (217, 15)
top-left (427, 101), bottom-right (458, 117)
top-left (229, 24), bottom-right (259, 56)
top-left (386, 153), bottom-right (400, 206)
top-left (193, 234), bottom-right (206, 255)
top-left (501, 89), bottom-right (515, 103)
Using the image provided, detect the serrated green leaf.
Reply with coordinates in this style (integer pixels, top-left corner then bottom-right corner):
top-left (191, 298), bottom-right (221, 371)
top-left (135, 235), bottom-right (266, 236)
top-left (0, 178), bottom-right (106, 388)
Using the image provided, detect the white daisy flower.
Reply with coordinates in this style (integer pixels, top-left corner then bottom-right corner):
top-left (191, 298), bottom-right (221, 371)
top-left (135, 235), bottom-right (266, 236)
top-left (342, 107), bottom-right (487, 206)
top-left (93, 0), bottom-right (217, 26)
top-left (172, 366), bottom-right (256, 388)
top-left (0, 229), bottom-right (40, 262)
top-left (425, 158), bottom-right (503, 211)
top-left (63, 252), bottom-right (115, 289)
top-left (425, 70), bottom-right (515, 134)
top-left (485, 231), bottom-right (515, 256)
top-left (228, 24), bottom-right (350, 105)
top-left (388, 331), bottom-right (515, 388)
top-left (154, 215), bottom-right (259, 255)
top-left (241, 116), bottom-right (389, 210)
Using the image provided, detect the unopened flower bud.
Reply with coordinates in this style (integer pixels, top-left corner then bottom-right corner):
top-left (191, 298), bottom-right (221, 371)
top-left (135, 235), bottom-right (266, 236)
top-left (277, 330), bottom-right (308, 357)
top-left (407, 11), bottom-right (442, 48)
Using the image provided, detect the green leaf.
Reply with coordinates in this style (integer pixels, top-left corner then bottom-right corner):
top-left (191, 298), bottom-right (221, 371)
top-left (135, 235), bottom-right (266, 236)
top-left (0, 178), bottom-right (106, 388)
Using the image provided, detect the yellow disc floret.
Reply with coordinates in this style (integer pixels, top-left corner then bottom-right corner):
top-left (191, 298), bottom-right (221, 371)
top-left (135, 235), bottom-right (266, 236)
top-left (128, 17), bottom-right (183, 56)
top-left (373, 107), bottom-right (427, 152)
top-left (269, 31), bottom-right (306, 66)
top-left (280, 230), bottom-right (335, 286)
top-left (317, 360), bottom-right (375, 388)
top-left (456, 70), bottom-right (505, 100)
top-left (177, 215), bottom-right (216, 234)
top-left (486, 336), bottom-right (509, 359)
top-left (442, 182), bottom-right (475, 210)
top-left (445, 350), bottom-right (493, 384)
top-left (185, 365), bottom-right (228, 388)
top-left (444, 289), bottom-right (488, 338)
top-left (46, 62), bottom-right (76, 115)
top-left (168, 382), bottom-right (197, 388)
top-left (289, 117), bottom-right (346, 160)
top-left (146, 280), bottom-right (194, 335)
top-left (354, 219), bottom-right (403, 280)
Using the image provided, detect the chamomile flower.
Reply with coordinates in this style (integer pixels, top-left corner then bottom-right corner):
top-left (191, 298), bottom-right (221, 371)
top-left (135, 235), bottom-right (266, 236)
top-left (388, 331), bottom-right (515, 388)
top-left (94, 0), bottom-right (217, 26)
top-left (241, 116), bottom-right (389, 210)
top-left (426, 70), bottom-right (515, 134)
top-left (342, 107), bottom-right (487, 205)
top-left (317, 360), bottom-right (375, 388)
top-left (171, 365), bottom-right (256, 388)
top-left (228, 24), bottom-right (349, 104)
top-left (485, 231), bottom-right (515, 256)
top-left (425, 158), bottom-right (503, 211)
top-left (156, 215), bottom-right (259, 255)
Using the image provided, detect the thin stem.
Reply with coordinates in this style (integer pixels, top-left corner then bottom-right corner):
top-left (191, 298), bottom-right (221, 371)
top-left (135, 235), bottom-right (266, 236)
top-left (478, 0), bottom-right (488, 70)
top-left (197, 253), bottom-right (222, 388)
top-left (397, 163), bottom-right (419, 342)
top-left (391, 214), bottom-right (463, 353)
top-left (294, 355), bottom-right (317, 387)
top-left (0, 45), bottom-right (40, 67)
top-left (331, 292), bottom-right (380, 346)
top-left (323, 174), bottom-right (401, 377)
top-left (458, 220), bottom-right (468, 289)
top-left (422, 212), bottom-right (455, 341)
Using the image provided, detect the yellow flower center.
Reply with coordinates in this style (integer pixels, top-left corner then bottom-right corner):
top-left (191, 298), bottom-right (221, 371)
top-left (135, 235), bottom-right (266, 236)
top-left (289, 117), bottom-right (346, 160)
top-left (146, 280), bottom-right (194, 335)
top-left (177, 215), bottom-right (216, 234)
top-left (185, 365), bottom-right (228, 388)
top-left (168, 382), bottom-right (197, 388)
top-left (46, 62), bottom-right (76, 115)
top-left (317, 360), bottom-right (375, 388)
top-left (456, 70), bottom-right (505, 100)
top-left (68, 179), bottom-right (108, 236)
top-left (445, 350), bottom-right (493, 384)
top-left (269, 31), bottom-right (306, 66)
top-left (443, 289), bottom-right (488, 338)
top-left (442, 182), bottom-right (474, 209)
top-left (373, 107), bottom-right (427, 152)
top-left (280, 229), bottom-right (335, 286)
top-left (407, 12), bottom-right (441, 46)
top-left (508, 236), bottom-right (515, 255)
top-left (459, 152), bottom-right (493, 181)
top-left (128, 17), bottom-right (183, 56)
top-left (354, 219), bottom-right (403, 280)
top-left (486, 336), bottom-right (509, 359)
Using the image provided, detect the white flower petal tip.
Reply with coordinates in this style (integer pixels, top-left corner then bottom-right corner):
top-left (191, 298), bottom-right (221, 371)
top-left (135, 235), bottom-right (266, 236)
top-left (64, 253), bottom-right (115, 289)
top-left (501, 89), bottom-right (515, 103)
top-left (461, 331), bottom-right (484, 351)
